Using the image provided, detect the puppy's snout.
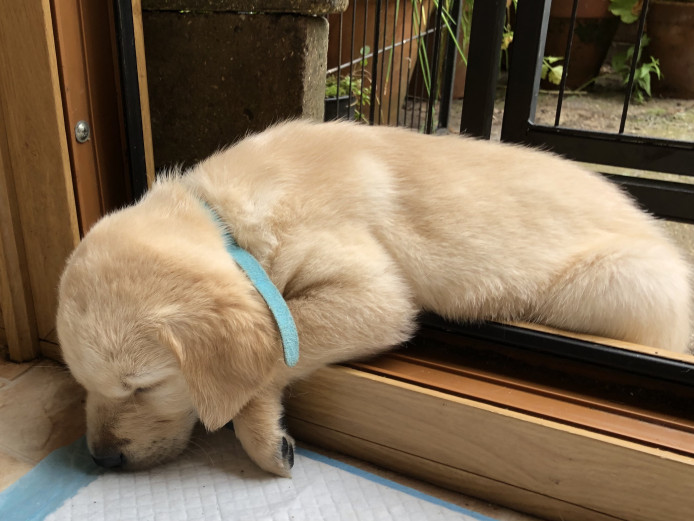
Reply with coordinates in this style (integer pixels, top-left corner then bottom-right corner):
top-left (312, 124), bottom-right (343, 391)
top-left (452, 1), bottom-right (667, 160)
top-left (92, 447), bottom-right (126, 469)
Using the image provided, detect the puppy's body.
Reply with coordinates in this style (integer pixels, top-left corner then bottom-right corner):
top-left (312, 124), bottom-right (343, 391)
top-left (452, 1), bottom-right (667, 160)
top-left (57, 120), bottom-right (691, 476)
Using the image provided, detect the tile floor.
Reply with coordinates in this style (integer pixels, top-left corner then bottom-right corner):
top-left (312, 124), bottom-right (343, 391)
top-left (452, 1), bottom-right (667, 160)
top-left (0, 350), bottom-right (540, 521)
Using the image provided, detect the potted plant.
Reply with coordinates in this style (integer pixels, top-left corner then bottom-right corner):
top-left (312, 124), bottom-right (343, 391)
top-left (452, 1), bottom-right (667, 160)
top-left (324, 74), bottom-right (371, 122)
top-left (543, 0), bottom-right (620, 89)
top-left (325, 46), bottom-right (372, 122)
top-left (607, 1), bottom-right (662, 103)
top-left (647, 0), bottom-right (694, 98)
top-left (324, 75), bottom-right (357, 121)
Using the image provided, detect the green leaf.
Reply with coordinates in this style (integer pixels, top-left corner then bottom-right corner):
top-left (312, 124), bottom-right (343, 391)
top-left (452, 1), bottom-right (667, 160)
top-left (541, 56), bottom-right (564, 85)
top-left (548, 65), bottom-right (563, 85)
top-left (641, 73), bottom-right (652, 97)
top-left (501, 31), bottom-right (514, 51)
top-left (609, 0), bottom-right (641, 24)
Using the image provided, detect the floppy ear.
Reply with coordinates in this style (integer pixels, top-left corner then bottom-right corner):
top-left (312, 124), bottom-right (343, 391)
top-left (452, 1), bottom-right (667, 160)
top-left (157, 293), bottom-right (282, 431)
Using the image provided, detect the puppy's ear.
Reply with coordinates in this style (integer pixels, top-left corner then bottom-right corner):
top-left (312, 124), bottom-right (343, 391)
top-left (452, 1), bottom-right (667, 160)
top-left (157, 294), bottom-right (281, 431)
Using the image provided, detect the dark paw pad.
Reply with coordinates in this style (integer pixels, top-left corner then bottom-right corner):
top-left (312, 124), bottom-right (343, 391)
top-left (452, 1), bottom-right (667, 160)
top-left (281, 436), bottom-right (295, 469)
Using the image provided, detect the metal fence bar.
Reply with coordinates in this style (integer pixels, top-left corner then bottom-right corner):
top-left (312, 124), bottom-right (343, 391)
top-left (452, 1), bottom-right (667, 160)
top-left (422, 315), bottom-right (694, 387)
top-left (369, 0), bottom-right (382, 124)
top-left (554, 0), bottom-right (580, 127)
top-left (436, 0), bottom-right (462, 132)
top-left (415, 0), bottom-right (430, 131)
top-left (425, 0), bottom-right (445, 134)
top-left (396, 0), bottom-right (408, 126)
top-left (359, 0), bottom-right (369, 121)
top-left (336, 13), bottom-right (344, 117)
top-left (113, 0), bottom-right (148, 198)
top-left (521, 124), bottom-right (694, 177)
top-left (386, 0), bottom-right (400, 124)
top-left (459, 0), bottom-right (508, 139)
top-left (500, 0), bottom-right (552, 142)
top-left (603, 174), bottom-right (694, 223)
top-left (618, 0), bottom-right (650, 134)
top-left (406, 4), bottom-right (418, 129)
top-left (379, 0), bottom-right (389, 124)
top-left (348, 8), bottom-right (357, 120)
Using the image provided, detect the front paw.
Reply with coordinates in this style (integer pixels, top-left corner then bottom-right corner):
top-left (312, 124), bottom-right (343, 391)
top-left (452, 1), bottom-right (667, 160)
top-left (236, 425), bottom-right (295, 477)
top-left (233, 395), bottom-right (296, 477)
top-left (281, 435), bottom-right (295, 472)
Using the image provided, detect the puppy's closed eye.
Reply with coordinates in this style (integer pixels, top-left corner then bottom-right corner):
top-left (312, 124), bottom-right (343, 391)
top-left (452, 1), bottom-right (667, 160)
top-left (125, 381), bottom-right (163, 397)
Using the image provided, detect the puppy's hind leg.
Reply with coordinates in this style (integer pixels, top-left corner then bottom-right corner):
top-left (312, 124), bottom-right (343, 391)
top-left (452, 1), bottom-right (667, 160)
top-left (532, 237), bottom-right (692, 353)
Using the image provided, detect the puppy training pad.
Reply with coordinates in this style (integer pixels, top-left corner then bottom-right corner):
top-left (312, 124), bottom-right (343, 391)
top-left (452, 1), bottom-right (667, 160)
top-left (0, 428), bottom-right (497, 521)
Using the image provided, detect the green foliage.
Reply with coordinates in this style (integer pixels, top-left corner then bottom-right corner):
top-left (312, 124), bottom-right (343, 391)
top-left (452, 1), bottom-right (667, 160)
top-left (325, 46), bottom-right (371, 122)
top-left (609, 0), bottom-right (641, 24)
top-left (501, 0), bottom-right (518, 69)
top-left (541, 56), bottom-right (564, 86)
top-left (503, 0), bottom-right (562, 87)
top-left (324, 75), bottom-right (360, 99)
top-left (611, 36), bottom-right (662, 103)
top-left (412, 0), bottom-right (472, 96)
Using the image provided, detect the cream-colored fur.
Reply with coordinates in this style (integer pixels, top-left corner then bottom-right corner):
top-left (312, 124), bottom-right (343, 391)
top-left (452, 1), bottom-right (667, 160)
top-left (57, 120), bottom-right (691, 476)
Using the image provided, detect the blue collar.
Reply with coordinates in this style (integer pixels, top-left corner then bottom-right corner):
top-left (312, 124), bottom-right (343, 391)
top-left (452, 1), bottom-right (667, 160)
top-left (201, 201), bottom-right (299, 367)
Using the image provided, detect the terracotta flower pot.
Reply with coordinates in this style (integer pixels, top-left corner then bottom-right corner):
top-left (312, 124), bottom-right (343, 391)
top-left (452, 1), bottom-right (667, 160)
top-left (543, 0), bottom-right (619, 89)
top-left (647, 0), bottom-right (694, 99)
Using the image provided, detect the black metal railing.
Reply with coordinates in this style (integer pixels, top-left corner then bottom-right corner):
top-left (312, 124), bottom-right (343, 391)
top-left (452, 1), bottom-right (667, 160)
top-left (327, 0), bottom-right (694, 223)
top-left (501, 0), bottom-right (694, 223)
top-left (325, 0), bottom-right (472, 133)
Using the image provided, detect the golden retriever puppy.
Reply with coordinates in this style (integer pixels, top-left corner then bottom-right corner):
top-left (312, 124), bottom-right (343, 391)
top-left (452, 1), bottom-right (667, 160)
top-left (57, 120), bottom-right (691, 476)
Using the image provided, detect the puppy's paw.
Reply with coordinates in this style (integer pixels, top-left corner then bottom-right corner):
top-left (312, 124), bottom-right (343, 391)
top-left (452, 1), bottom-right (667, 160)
top-left (236, 424), bottom-right (295, 477)
top-left (233, 394), bottom-right (295, 477)
top-left (280, 435), bottom-right (295, 472)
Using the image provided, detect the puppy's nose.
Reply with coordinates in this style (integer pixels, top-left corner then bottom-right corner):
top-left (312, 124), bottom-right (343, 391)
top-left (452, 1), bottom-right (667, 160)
top-left (92, 449), bottom-right (125, 469)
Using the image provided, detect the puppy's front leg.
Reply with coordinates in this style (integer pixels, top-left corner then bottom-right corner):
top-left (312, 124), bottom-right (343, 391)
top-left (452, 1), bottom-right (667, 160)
top-left (234, 228), bottom-right (418, 477)
top-left (233, 387), bottom-right (295, 477)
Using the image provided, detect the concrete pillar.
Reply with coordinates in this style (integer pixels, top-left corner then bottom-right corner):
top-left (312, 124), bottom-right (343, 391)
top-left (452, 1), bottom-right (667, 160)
top-left (142, 0), bottom-right (347, 169)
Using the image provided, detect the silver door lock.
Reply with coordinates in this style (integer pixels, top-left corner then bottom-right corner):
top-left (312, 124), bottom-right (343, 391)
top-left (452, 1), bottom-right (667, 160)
top-left (75, 120), bottom-right (91, 143)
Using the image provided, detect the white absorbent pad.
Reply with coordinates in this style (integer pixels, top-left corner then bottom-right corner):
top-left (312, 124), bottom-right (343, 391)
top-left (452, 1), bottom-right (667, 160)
top-left (0, 427), bottom-right (497, 521)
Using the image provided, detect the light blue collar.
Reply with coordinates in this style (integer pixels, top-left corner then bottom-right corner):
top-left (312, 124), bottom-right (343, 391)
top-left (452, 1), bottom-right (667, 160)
top-left (201, 201), bottom-right (299, 367)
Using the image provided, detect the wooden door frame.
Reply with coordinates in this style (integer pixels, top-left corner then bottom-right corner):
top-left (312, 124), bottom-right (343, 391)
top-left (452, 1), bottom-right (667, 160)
top-left (0, 0), bottom-right (79, 361)
top-left (0, 0), bottom-right (152, 362)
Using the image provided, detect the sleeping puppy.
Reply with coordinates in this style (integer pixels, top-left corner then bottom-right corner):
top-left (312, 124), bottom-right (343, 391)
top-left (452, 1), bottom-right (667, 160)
top-left (57, 120), bottom-right (691, 477)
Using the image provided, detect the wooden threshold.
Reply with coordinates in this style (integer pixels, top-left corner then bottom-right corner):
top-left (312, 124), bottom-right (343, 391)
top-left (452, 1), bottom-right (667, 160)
top-left (286, 365), bottom-right (694, 521)
top-left (350, 347), bottom-right (694, 456)
top-left (285, 325), bottom-right (694, 521)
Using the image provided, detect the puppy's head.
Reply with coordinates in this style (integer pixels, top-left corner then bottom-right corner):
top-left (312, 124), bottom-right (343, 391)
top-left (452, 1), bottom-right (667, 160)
top-left (57, 207), bottom-right (281, 469)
